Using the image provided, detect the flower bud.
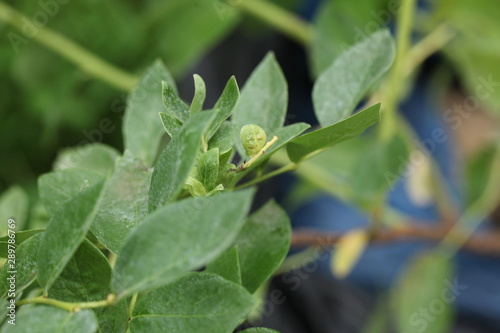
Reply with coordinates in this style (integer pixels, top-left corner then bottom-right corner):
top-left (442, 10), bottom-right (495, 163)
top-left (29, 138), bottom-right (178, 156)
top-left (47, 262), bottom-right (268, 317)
top-left (240, 124), bottom-right (267, 157)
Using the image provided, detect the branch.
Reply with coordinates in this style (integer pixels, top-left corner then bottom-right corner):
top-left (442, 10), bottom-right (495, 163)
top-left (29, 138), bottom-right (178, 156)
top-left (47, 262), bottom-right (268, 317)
top-left (291, 223), bottom-right (500, 256)
top-left (0, 2), bottom-right (138, 91)
top-left (229, 0), bottom-right (313, 46)
top-left (16, 294), bottom-right (116, 312)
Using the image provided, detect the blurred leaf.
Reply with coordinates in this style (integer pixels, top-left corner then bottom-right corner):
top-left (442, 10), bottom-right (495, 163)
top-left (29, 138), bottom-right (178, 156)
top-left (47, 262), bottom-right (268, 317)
top-left (351, 132), bottom-right (409, 208)
top-left (391, 251), bottom-right (454, 333)
top-left (37, 181), bottom-right (104, 292)
top-left (38, 169), bottom-right (103, 217)
top-left (1, 306), bottom-right (98, 333)
top-left (232, 53), bottom-right (288, 156)
top-left (438, 0), bottom-right (500, 114)
top-left (49, 240), bottom-right (128, 333)
top-left (162, 80), bottom-right (190, 122)
top-left (0, 233), bottom-right (42, 298)
top-left (0, 186), bottom-right (28, 235)
top-left (112, 189), bottom-right (254, 298)
top-left (206, 246), bottom-right (242, 284)
top-left (233, 200), bottom-right (290, 293)
top-left (148, 111), bottom-right (215, 211)
top-left (207, 76), bottom-right (240, 140)
top-left (130, 272), bottom-right (255, 333)
top-left (190, 74), bottom-right (206, 114)
top-left (310, 0), bottom-right (391, 76)
top-left (123, 60), bottom-right (176, 166)
top-left (287, 104), bottom-right (380, 162)
top-left (240, 329), bottom-right (280, 333)
top-left (148, 0), bottom-right (241, 75)
top-left (330, 229), bottom-right (368, 278)
top-left (313, 29), bottom-right (394, 126)
top-left (0, 229), bottom-right (43, 258)
top-left (90, 151), bottom-right (152, 254)
top-left (465, 143), bottom-right (498, 206)
top-left (53, 143), bottom-right (119, 176)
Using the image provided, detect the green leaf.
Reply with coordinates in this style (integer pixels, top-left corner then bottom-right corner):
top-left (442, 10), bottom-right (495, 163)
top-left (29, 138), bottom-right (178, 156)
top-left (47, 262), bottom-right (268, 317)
top-left (197, 148), bottom-right (219, 191)
top-left (148, 111), bottom-right (216, 211)
top-left (232, 53), bottom-right (288, 156)
top-left (53, 143), bottom-right (119, 176)
top-left (159, 112), bottom-right (182, 138)
top-left (240, 329), bottom-right (280, 333)
top-left (437, 0), bottom-right (500, 115)
top-left (286, 103), bottom-right (381, 162)
top-left (205, 246), bottom-right (242, 284)
top-left (49, 240), bottom-right (127, 333)
top-left (148, 0), bottom-right (240, 75)
top-left (90, 151), bottom-right (152, 254)
top-left (391, 251), bottom-right (454, 333)
top-left (38, 169), bottom-right (104, 217)
top-left (190, 74), bottom-right (206, 114)
top-left (112, 189), bottom-right (254, 298)
top-left (313, 29), bottom-right (394, 126)
top-left (162, 80), bottom-right (190, 123)
top-left (233, 200), bottom-right (290, 293)
top-left (123, 60), bottom-right (176, 166)
top-left (310, 0), bottom-right (391, 76)
top-left (0, 229), bottom-right (44, 258)
top-left (206, 76), bottom-right (240, 140)
top-left (130, 272), bottom-right (255, 333)
top-left (0, 186), bottom-right (29, 235)
top-left (465, 144), bottom-right (498, 206)
top-left (0, 233), bottom-right (42, 298)
top-left (0, 306), bottom-right (98, 333)
top-left (37, 181), bottom-right (104, 292)
top-left (350, 132), bottom-right (409, 208)
top-left (208, 121), bottom-right (237, 154)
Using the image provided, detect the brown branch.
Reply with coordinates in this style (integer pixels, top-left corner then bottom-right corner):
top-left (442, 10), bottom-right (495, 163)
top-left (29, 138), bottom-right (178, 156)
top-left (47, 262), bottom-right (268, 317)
top-left (291, 223), bottom-right (500, 256)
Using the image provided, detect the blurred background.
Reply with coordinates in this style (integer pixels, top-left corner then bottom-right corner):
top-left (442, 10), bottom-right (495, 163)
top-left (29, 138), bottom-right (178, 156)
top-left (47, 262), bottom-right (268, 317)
top-left (1, 0), bottom-right (499, 332)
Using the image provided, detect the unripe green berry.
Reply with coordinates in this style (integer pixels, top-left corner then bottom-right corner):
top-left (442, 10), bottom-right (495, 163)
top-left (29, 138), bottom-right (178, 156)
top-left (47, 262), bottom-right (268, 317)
top-left (240, 124), bottom-right (267, 157)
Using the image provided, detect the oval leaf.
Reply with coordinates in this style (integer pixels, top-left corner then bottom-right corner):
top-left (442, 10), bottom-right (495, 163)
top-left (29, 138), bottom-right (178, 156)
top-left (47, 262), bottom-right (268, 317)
top-left (148, 111), bottom-right (215, 211)
top-left (112, 189), bottom-right (255, 298)
top-left (130, 272), bottom-right (255, 333)
top-left (1, 306), bottom-right (98, 333)
top-left (123, 60), bottom-right (176, 166)
top-left (287, 103), bottom-right (380, 162)
top-left (313, 29), bottom-right (394, 126)
top-left (37, 181), bottom-right (104, 292)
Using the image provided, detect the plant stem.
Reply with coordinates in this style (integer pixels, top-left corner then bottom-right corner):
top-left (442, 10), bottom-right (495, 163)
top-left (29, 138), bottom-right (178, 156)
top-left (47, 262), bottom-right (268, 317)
top-left (235, 162), bottom-right (296, 190)
top-left (0, 2), bottom-right (138, 91)
top-left (379, 0), bottom-right (417, 141)
top-left (403, 23), bottom-right (455, 78)
top-left (16, 294), bottom-right (116, 312)
top-left (230, 0), bottom-right (313, 46)
top-left (128, 293), bottom-right (138, 319)
top-left (440, 142), bottom-right (500, 254)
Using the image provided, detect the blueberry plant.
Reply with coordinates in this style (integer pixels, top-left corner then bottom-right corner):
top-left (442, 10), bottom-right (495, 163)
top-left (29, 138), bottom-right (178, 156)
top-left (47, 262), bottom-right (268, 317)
top-left (1, 0), bottom-right (500, 332)
top-left (0, 26), bottom-right (394, 331)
